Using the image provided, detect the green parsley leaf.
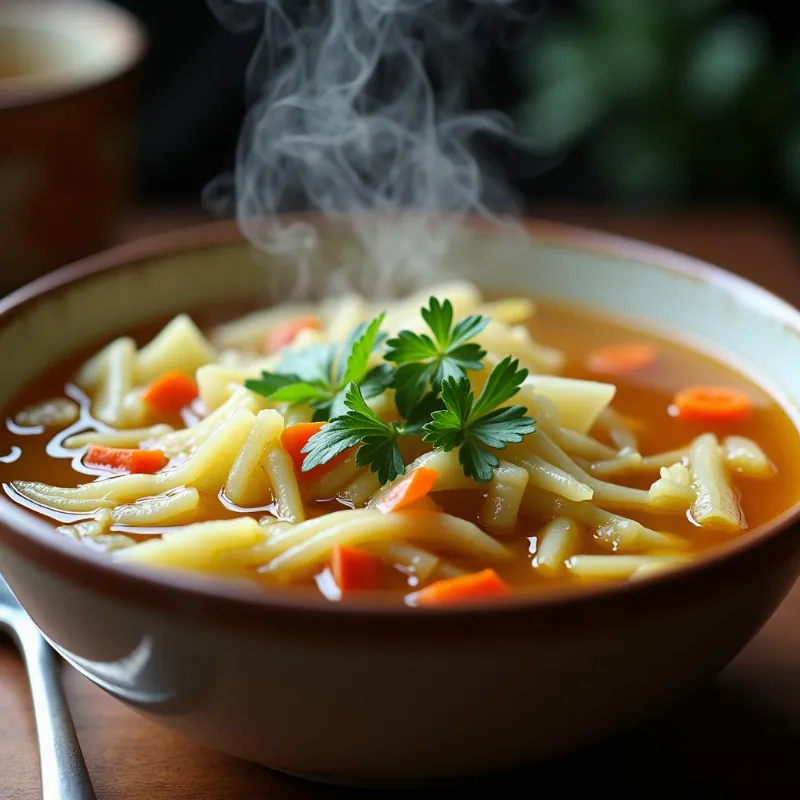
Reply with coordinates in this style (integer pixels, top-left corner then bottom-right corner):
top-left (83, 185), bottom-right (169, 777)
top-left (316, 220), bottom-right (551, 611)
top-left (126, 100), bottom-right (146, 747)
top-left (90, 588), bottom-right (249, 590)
top-left (336, 312), bottom-right (386, 386)
top-left (256, 381), bottom-right (328, 406)
top-left (246, 314), bottom-right (387, 421)
top-left (458, 440), bottom-right (502, 486)
top-left (384, 330), bottom-right (438, 364)
top-left (471, 354), bottom-right (531, 417)
top-left (469, 405), bottom-right (535, 449)
top-left (426, 376), bottom-right (473, 448)
top-left (403, 391), bottom-right (446, 435)
top-left (277, 343), bottom-right (336, 386)
top-left (385, 298), bottom-right (490, 395)
top-left (302, 383), bottom-right (406, 484)
top-left (450, 313), bottom-right (492, 348)
top-left (244, 372), bottom-right (305, 397)
top-left (392, 361), bottom-right (432, 418)
top-left (358, 363), bottom-right (394, 399)
top-left (309, 399), bottom-right (335, 422)
top-left (420, 297), bottom-right (453, 347)
top-left (327, 361), bottom-right (393, 420)
top-left (422, 356), bottom-right (536, 483)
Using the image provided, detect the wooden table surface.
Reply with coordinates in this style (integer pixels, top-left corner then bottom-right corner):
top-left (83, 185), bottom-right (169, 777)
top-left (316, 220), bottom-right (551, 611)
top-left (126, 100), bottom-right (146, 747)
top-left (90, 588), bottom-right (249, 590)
top-left (2, 208), bottom-right (799, 799)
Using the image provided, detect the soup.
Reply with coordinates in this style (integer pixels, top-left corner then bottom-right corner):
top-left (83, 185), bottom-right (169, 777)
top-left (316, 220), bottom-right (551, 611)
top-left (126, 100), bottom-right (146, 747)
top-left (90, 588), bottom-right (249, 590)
top-left (2, 282), bottom-right (798, 605)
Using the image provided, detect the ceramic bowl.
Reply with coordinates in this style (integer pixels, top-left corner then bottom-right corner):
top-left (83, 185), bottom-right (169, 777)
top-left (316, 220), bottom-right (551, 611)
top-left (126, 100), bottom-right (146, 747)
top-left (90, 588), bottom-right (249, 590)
top-left (0, 219), bottom-right (799, 787)
top-left (0, 0), bottom-right (146, 296)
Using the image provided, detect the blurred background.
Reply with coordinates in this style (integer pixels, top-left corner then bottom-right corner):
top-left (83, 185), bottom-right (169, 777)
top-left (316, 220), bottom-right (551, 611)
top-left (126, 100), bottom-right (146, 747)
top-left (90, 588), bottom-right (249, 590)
top-left (2, 0), bottom-right (799, 293)
top-left (120, 0), bottom-right (800, 214)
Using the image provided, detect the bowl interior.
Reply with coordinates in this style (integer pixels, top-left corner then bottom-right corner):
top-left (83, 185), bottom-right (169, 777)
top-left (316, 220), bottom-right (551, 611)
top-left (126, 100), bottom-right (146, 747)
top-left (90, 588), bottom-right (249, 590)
top-left (2, 220), bottom-right (800, 421)
top-left (0, 0), bottom-right (145, 105)
top-left (1, 217), bottom-right (800, 619)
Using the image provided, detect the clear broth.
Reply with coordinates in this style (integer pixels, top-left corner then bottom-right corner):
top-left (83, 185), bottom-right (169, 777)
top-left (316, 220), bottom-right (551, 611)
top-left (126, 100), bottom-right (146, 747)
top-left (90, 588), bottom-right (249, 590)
top-left (2, 297), bottom-right (799, 599)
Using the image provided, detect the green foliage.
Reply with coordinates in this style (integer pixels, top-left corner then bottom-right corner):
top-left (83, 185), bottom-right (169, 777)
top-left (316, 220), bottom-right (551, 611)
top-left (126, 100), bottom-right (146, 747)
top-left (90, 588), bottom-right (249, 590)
top-left (515, 0), bottom-right (800, 207)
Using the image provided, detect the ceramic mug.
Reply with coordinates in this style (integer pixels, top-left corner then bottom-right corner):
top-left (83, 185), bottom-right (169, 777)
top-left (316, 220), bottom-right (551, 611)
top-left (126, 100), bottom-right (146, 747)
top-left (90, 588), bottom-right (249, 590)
top-left (0, 0), bottom-right (146, 296)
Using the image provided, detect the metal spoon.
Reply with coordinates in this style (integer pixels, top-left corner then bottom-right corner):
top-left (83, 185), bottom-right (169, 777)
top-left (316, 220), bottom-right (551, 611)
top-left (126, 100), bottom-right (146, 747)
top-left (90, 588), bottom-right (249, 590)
top-left (0, 575), bottom-right (96, 800)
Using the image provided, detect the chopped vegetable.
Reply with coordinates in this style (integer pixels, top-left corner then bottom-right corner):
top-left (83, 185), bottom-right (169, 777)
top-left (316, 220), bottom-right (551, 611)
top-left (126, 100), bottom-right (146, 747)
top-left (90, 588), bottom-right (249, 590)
top-left (672, 386), bottom-right (754, 424)
top-left (141, 370), bottom-right (199, 413)
top-left (266, 315), bottom-right (324, 353)
top-left (135, 315), bottom-right (215, 384)
top-left (586, 342), bottom-right (657, 374)
top-left (281, 422), bottom-right (349, 480)
top-left (331, 544), bottom-right (382, 592)
top-left (409, 568), bottom-right (510, 606)
top-left (376, 467), bottom-right (438, 512)
top-left (84, 445), bottom-right (168, 474)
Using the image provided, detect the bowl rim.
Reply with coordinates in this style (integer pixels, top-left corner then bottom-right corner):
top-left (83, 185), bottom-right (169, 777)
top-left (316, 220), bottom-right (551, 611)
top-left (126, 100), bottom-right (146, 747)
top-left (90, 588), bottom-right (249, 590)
top-left (0, 0), bottom-right (147, 110)
top-left (1, 215), bottom-right (800, 628)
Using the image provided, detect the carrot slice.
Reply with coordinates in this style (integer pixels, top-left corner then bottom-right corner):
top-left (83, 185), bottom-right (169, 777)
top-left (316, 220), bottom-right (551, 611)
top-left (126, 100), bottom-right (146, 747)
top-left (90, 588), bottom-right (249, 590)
top-left (280, 422), bottom-right (349, 481)
top-left (376, 467), bottom-right (438, 513)
top-left (266, 315), bottom-right (324, 353)
top-left (85, 445), bottom-right (168, 474)
top-left (672, 385), bottom-right (754, 424)
top-left (410, 568), bottom-right (510, 606)
top-left (142, 370), bottom-right (198, 413)
top-left (331, 544), bottom-right (382, 592)
top-left (281, 422), bottom-right (325, 476)
top-left (586, 342), bottom-right (657, 374)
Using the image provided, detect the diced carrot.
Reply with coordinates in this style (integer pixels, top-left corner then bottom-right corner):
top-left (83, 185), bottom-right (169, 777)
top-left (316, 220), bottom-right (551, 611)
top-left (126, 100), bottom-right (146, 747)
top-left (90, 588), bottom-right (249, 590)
top-left (410, 568), bottom-right (510, 606)
top-left (331, 544), bottom-right (382, 592)
top-left (85, 445), bottom-right (168, 474)
top-left (142, 370), bottom-right (198, 414)
top-left (265, 315), bottom-right (324, 353)
top-left (672, 385), bottom-right (754, 425)
top-left (280, 422), bottom-right (349, 481)
top-left (376, 467), bottom-right (438, 513)
top-left (586, 342), bottom-right (658, 374)
top-left (281, 422), bottom-right (325, 477)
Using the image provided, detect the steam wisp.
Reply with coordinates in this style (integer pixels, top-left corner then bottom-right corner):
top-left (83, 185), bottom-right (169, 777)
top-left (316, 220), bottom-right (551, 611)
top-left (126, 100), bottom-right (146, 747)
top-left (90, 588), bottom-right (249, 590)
top-left (206, 0), bottom-right (523, 297)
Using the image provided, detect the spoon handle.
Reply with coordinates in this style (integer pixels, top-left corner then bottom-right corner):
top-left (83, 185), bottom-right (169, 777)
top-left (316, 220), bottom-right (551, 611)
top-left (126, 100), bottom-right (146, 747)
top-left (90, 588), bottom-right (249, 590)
top-left (18, 627), bottom-right (97, 800)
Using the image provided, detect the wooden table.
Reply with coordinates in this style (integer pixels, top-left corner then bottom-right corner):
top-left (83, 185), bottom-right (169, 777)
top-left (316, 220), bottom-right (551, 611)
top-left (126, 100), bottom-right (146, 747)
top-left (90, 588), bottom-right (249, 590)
top-left (2, 209), bottom-right (799, 799)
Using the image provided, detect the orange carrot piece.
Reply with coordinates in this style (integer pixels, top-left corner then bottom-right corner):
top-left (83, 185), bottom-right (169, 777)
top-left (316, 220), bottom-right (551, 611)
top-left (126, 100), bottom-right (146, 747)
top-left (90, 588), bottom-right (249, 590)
top-left (331, 544), bottom-right (382, 592)
top-left (672, 385), bottom-right (754, 424)
top-left (280, 422), bottom-right (349, 481)
top-left (142, 370), bottom-right (198, 413)
top-left (266, 315), bottom-right (324, 353)
top-left (376, 467), bottom-right (438, 513)
top-left (281, 422), bottom-right (325, 475)
top-left (586, 342), bottom-right (657, 374)
top-left (411, 568), bottom-right (510, 606)
top-left (85, 445), bottom-right (168, 474)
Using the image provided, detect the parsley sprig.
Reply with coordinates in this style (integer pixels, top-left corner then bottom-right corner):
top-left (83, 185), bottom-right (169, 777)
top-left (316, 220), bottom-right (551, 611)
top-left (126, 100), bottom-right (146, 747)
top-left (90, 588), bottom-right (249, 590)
top-left (244, 297), bottom-right (537, 485)
top-left (385, 298), bottom-right (489, 417)
top-left (422, 356), bottom-right (536, 482)
top-left (301, 383), bottom-right (406, 484)
top-left (245, 313), bottom-right (391, 420)
top-left (302, 356), bottom-right (535, 484)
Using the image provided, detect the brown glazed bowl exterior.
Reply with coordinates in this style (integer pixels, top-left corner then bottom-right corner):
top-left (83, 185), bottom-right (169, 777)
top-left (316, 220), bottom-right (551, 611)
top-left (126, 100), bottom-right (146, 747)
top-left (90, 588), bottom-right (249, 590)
top-left (0, 218), bottom-right (798, 787)
top-left (0, 0), bottom-right (146, 296)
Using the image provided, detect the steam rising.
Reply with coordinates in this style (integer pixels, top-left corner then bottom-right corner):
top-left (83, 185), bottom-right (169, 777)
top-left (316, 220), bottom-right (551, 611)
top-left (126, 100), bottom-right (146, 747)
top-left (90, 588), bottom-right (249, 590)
top-left (206, 0), bottom-right (523, 297)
